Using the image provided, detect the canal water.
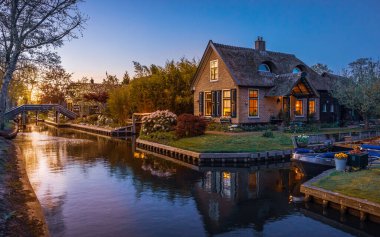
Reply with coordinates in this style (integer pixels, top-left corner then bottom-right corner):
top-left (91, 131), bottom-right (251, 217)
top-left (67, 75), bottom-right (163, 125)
top-left (15, 125), bottom-right (379, 237)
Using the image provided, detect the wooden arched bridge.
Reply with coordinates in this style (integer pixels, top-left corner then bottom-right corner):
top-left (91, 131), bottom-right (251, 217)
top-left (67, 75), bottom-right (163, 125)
top-left (5, 104), bottom-right (77, 123)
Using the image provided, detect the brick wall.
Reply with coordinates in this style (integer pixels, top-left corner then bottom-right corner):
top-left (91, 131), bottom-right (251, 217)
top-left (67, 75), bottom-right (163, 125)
top-left (193, 47), bottom-right (320, 124)
top-left (193, 48), bottom-right (238, 123)
top-left (238, 87), bottom-right (282, 123)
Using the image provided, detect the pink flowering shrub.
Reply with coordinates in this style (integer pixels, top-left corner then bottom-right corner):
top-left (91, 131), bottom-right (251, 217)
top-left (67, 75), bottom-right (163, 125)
top-left (141, 110), bottom-right (177, 135)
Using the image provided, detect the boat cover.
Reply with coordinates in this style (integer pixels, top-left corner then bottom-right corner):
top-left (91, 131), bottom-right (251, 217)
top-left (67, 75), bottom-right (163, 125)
top-left (361, 144), bottom-right (380, 150)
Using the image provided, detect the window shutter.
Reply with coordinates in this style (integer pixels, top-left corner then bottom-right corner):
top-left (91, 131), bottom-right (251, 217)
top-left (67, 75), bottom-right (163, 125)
top-left (216, 90), bottom-right (222, 117)
top-left (199, 92), bottom-right (204, 116)
top-left (231, 89), bottom-right (237, 118)
top-left (211, 91), bottom-right (216, 117)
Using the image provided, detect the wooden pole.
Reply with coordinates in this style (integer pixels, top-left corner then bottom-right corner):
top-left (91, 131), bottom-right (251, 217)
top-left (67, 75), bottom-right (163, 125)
top-left (132, 113), bottom-right (136, 134)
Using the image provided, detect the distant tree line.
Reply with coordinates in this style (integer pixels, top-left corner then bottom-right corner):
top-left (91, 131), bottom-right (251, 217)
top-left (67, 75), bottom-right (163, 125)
top-left (107, 58), bottom-right (197, 124)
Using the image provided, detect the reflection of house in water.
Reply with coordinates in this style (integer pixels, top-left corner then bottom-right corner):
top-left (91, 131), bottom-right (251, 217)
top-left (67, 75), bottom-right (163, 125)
top-left (193, 165), bottom-right (301, 235)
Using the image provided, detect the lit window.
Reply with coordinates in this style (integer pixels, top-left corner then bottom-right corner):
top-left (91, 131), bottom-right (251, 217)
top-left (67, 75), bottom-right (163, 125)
top-left (330, 104), bottom-right (334, 113)
top-left (308, 100), bottom-right (315, 115)
top-left (249, 89), bottom-right (259, 117)
top-left (205, 92), bottom-right (212, 116)
top-left (222, 172), bottom-right (231, 198)
top-left (210, 60), bottom-right (218, 80)
top-left (293, 67), bottom-right (301, 74)
top-left (295, 100), bottom-right (303, 116)
top-left (258, 63), bottom-right (271, 72)
top-left (223, 90), bottom-right (231, 116)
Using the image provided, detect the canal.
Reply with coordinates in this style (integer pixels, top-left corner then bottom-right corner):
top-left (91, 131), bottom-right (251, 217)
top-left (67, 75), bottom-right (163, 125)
top-left (14, 124), bottom-right (379, 237)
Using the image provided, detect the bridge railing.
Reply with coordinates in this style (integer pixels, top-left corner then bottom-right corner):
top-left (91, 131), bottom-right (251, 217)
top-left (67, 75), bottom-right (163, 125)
top-left (5, 104), bottom-right (77, 119)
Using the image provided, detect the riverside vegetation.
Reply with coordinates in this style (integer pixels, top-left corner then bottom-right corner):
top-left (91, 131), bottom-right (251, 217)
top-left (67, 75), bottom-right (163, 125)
top-left (0, 139), bottom-right (44, 237)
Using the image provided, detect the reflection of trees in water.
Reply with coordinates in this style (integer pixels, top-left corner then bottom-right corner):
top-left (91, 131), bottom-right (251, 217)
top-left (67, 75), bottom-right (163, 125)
top-left (41, 188), bottom-right (66, 236)
top-left (193, 167), bottom-right (305, 235)
top-left (23, 125), bottom-right (204, 204)
top-left (130, 154), bottom-right (202, 202)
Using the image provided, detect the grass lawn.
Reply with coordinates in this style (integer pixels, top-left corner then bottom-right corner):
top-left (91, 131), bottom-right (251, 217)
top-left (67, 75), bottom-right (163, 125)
top-left (140, 132), bottom-right (293, 153)
top-left (139, 127), bottom-right (377, 153)
top-left (312, 167), bottom-right (380, 204)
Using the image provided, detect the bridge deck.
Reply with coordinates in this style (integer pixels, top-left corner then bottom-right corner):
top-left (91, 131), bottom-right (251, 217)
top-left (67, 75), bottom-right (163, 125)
top-left (5, 104), bottom-right (77, 119)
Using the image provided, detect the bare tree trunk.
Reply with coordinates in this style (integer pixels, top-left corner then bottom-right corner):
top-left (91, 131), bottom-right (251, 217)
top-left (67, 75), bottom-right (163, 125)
top-left (0, 58), bottom-right (18, 130)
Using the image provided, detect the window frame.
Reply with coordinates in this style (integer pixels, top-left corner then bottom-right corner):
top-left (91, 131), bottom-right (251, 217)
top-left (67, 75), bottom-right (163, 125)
top-left (222, 89), bottom-right (231, 117)
top-left (295, 99), bottom-right (304, 117)
top-left (258, 63), bottom-right (271, 72)
top-left (248, 89), bottom-right (259, 118)
top-left (292, 67), bottom-right (302, 74)
top-left (210, 60), bottom-right (218, 81)
top-left (204, 91), bottom-right (212, 116)
top-left (322, 103), bottom-right (327, 113)
top-left (308, 99), bottom-right (316, 115)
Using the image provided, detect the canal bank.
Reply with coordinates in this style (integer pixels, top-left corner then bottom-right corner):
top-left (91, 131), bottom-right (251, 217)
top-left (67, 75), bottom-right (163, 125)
top-left (11, 124), bottom-right (380, 237)
top-left (0, 138), bottom-right (49, 237)
top-left (44, 120), bottom-right (131, 137)
top-left (136, 138), bottom-right (292, 165)
top-left (301, 168), bottom-right (380, 223)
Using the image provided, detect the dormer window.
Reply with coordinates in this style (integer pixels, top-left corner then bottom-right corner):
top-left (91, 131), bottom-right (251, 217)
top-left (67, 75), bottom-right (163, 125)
top-left (210, 60), bottom-right (218, 81)
top-left (258, 63), bottom-right (271, 72)
top-left (292, 67), bottom-right (301, 74)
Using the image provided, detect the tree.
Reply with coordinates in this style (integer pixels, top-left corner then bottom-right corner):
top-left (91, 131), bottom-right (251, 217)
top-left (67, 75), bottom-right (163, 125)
top-left (107, 57), bottom-right (198, 119)
top-left (331, 58), bottom-right (380, 129)
top-left (39, 66), bottom-right (72, 104)
top-left (0, 0), bottom-right (86, 128)
top-left (103, 72), bottom-right (119, 86)
top-left (311, 63), bottom-right (333, 75)
top-left (132, 61), bottom-right (151, 78)
top-left (121, 71), bottom-right (130, 85)
top-left (9, 64), bottom-right (39, 104)
top-left (107, 86), bottom-right (131, 124)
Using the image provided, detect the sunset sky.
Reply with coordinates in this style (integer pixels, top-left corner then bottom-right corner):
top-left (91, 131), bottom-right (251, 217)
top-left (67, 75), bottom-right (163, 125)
top-left (57, 0), bottom-right (380, 82)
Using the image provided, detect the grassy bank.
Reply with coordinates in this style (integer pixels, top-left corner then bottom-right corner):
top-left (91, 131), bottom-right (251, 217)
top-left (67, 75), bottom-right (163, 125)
top-left (140, 131), bottom-right (293, 152)
top-left (0, 138), bottom-right (45, 236)
top-left (312, 167), bottom-right (380, 204)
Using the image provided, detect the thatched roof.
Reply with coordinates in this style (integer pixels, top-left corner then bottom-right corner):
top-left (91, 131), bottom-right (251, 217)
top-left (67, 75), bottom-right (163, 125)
top-left (192, 41), bottom-right (343, 92)
top-left (266, 73), bottom-right (319, 97)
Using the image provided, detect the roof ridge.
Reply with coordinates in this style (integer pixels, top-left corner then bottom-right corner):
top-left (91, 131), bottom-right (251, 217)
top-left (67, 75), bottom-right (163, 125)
top-left (212, 42), bottom-right (295, 57)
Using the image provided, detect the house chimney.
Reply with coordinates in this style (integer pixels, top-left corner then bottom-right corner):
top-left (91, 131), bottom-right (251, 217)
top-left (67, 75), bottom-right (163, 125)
top-left (255, 36), bottom-right (266, 51)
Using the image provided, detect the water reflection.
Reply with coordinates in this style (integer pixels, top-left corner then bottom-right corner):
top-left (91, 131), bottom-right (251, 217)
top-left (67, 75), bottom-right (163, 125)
top-left (194, 166), bottom-right (298, 234)
top-left (15, 125), bottom-right (378, 237)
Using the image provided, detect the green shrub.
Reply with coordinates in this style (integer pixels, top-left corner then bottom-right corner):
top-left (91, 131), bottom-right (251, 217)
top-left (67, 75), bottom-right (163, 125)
top-left (240, 124), bottom-right (279, 132)
top-left (207, 122), bottom-right (229, 132)
top-left (262, 130), bottom-right (274, 138)
top-left (284, 123), bottom-right (320, 133)
top-left (139, 131), bottom-right (177, 144)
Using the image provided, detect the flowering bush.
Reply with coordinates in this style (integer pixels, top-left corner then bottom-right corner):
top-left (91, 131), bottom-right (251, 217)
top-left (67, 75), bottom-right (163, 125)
top-left (176, 114), bottom-right (207, 138)
top-left (349, 146), bottom-right (363, 155)
top-left (96, 115), bottom-right (113, 126)
top-left (141, 110), bottom-right (177, 135)
top-left (334, 152), bottom-right (348, 160)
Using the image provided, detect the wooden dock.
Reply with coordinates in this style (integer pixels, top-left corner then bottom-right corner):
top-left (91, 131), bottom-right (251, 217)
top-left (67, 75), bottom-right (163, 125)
top-left (301, 169), bottom-right (380, 223)
top-left (136, 138), bottom-right (292, 165)
top-left (44, 120), bottom-right (134, 137)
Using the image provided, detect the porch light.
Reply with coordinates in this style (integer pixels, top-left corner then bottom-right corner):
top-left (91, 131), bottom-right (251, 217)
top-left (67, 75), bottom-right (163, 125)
top-left (276, 97), bottom-right (281, 104)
